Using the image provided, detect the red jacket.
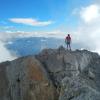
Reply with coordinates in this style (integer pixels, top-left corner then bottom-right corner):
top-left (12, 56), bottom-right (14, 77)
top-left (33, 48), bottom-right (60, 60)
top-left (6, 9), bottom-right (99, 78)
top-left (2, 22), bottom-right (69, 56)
top-left (66, 36), bottom-right (71, 42)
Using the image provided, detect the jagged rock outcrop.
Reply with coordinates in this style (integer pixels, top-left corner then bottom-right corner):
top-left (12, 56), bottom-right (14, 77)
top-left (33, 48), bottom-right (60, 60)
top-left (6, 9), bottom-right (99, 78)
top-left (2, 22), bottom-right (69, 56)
top-left (0, 46), bottom-right (100, 100)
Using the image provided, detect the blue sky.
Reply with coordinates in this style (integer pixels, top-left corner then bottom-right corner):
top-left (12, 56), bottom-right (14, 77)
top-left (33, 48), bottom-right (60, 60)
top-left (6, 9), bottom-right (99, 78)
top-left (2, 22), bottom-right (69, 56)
top-left (0, 0), bottom-right (93, 32)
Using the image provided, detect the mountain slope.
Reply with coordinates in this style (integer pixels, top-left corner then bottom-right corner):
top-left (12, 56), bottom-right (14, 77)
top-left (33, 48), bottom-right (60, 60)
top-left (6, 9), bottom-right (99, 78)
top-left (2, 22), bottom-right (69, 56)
top-left (0, 46), bottom-right (100, 100)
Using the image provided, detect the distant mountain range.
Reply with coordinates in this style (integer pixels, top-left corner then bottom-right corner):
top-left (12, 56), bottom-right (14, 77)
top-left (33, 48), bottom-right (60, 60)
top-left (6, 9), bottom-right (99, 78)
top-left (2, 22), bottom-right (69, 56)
top-left (6, 37), bottom-right (82, 57)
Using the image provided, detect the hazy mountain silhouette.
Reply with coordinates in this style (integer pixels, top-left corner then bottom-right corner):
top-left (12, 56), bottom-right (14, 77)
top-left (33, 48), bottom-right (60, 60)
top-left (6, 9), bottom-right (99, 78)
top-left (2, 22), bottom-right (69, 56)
top-left (6, 37), bottom-right (83, 57)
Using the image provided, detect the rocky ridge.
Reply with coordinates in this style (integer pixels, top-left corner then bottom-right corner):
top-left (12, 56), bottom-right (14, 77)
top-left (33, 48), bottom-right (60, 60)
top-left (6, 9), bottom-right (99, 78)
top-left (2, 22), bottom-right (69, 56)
top-left (0, 46), bottom-right (100, 100)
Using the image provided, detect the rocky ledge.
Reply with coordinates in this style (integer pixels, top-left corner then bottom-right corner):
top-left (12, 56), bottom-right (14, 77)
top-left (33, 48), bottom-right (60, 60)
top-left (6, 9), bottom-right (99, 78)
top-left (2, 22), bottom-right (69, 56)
top-left (0, 46), bottom-right (100, 100)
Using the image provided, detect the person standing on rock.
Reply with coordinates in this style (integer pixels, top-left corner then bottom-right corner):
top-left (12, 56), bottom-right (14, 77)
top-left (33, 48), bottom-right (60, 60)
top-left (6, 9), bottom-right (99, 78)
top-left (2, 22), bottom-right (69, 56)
top-left (65, 34), bottom-right (71, 50)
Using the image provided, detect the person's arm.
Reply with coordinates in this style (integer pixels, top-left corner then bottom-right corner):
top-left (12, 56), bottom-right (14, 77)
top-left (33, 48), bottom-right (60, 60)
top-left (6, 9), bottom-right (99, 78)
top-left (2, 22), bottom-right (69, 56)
top-left (65, 38), bottom-right (67, 44)
top-left (70, 37), bottom-right (72, 43)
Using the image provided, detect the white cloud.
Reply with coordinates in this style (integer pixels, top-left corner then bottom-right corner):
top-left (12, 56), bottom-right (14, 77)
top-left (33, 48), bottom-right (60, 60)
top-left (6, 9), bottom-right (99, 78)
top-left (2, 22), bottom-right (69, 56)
top-left (0, 26), bottom-right (15, 30)
top-left (72, 3), bottom-right (100, 54)
top-left (0, 31), bottom-right (19, 42)
top-left (9, 18), bottom-right (53, 26)
top-left (0, 31), bottom-right (18, 62)
top-left (0, 41), bottom-right (17, 63)
top-left (13, 30), bottom-right (66, 38)
top-left (80, 4), bottom-right (100, 23)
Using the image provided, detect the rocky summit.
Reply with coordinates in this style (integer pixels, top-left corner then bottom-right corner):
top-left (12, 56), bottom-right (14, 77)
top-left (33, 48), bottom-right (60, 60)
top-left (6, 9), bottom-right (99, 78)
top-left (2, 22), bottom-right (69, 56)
top-left (0, 46), bottom-right (100, 100)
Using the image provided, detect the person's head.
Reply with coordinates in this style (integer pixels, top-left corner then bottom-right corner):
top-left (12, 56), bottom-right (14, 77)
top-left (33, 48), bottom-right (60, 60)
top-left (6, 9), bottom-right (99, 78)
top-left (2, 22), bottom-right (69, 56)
top-left (68, 34), bottom-right (70, 36)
